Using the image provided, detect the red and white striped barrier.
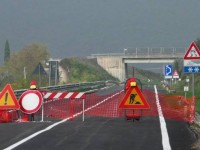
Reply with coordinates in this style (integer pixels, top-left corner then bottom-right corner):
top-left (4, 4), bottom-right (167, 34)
top-left (43, 92), bottom-right (86, 99)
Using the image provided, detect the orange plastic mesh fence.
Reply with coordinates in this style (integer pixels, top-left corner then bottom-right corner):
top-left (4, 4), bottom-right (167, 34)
top-left (34, 89), bottom-right (196, 123)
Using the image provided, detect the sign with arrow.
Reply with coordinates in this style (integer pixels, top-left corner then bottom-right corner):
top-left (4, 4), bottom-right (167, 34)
top-left (164, 64), bottom-right (172, 79)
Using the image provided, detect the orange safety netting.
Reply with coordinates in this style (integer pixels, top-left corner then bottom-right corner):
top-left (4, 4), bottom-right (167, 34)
top-left (0, 89), bottom-right (196, 123)
top-left (34, 89), bottom-right (196, 124)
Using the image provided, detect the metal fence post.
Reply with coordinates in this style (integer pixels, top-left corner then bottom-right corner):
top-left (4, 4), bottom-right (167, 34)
top-left (41, 98), bottom-right (44, 122)
top-left (82, 99), bottom-right (85, 122)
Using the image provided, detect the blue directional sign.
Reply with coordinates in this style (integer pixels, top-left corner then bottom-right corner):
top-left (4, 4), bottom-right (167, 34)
top-left (164, 65), bottom-right (172, 79)
top-left (184, 66), bottom-right (200, 73)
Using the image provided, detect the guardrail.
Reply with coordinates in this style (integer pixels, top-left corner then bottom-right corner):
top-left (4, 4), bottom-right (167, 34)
top-left (91, 47), bottom-right (186, 58)
top-left (14, 81), bottom-right (106, 98)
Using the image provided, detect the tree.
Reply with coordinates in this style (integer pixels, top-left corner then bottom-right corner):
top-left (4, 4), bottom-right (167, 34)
top-left (3, 43), bottom-right (50, 89)
top-left (173, 58), bottom-right (183, 78)
top-left (4, 40), bottom-right (10, 63)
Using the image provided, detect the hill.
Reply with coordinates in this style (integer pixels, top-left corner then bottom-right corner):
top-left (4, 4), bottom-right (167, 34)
top-left (60, 57), bottom-right (162, 84)
top-left (60, 57), bottom-right (118, 83)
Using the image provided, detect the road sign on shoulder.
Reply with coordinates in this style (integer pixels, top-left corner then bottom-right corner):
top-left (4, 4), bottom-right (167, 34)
top-left (184, 42), bottom-right (200, 73)
top-left (184, 66), bottom-right (200, 73)
top-left (118, 86), bottom-right (150, 109)
top-left (164, 64), bottom-right (172, 79)
top-left (19, 90), bottom-right (43, 114)
top-left (173, 70), bottom-right (179, 78)
top-left (0, 84), bottom-right (19, 109)
top-left (184, 42), bottom-right (200, 60)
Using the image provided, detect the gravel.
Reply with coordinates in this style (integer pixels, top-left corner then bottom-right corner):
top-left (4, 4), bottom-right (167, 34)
top-left (191, 113), bottom-right (200, 150)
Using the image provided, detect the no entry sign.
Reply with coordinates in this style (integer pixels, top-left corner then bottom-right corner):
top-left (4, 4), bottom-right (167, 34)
top-left (19, 90), bottom-right (43, 114)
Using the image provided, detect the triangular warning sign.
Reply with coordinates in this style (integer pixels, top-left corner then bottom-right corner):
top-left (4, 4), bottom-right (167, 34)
top-left (173, 70), bottom-right (179, 78)
top-left (173, 70), bottom-right (178, 76)
top-left (184, 42), bottom-right (200, 60)
top-left (173, 70), bottom-right (179, 76)
top-left (0, 84), bottom-right (19, 109)
top-left (119, 86), bottom-right (150, 109)
top-left (32, 62), bottom-right (47, 75)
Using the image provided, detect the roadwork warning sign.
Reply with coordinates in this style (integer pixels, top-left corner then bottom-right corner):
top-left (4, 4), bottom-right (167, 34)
top-left (119, 86), bottom-right (150, 109)
top-left (0, 84), bottom-right (19, 109)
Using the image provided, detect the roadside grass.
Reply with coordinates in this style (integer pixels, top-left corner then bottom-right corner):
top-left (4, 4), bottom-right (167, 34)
top-left (171, 81), bottom-right (200, 112)
top-left (187, 83), bottom-right (200, 113)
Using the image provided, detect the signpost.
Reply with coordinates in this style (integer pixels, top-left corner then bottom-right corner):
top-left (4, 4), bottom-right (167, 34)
top-left (164, 64), bottom-right (173, 86)
top-left (164, 64), bottom-right (173, 79)
top-left (184, 42), bottom-right (200, 73)
top-left (173, 70), bottom-right (179, 79)
top-left (19, 90), bottom-right (43, 114)
top-left (172, 70), bottom-right (179, 84)
top-left (183, 42), bottom-right (200, 115)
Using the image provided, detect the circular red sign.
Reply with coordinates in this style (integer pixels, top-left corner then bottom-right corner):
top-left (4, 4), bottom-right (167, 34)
top-left (19, 90), bottom-right (43, 114)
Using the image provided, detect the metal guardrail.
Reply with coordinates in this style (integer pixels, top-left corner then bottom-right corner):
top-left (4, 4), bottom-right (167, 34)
top-left (91, 47), bottom-right (186, 58)
top-left (14, 81), bottom-right (106, 98)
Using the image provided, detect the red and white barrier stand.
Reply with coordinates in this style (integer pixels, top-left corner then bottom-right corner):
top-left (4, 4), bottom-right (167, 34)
top-left (43, 92), bottom-right (86, 121)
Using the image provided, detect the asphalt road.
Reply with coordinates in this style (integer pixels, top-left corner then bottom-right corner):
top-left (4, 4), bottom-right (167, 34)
top-left (0, 85), bottom-right (197, 150)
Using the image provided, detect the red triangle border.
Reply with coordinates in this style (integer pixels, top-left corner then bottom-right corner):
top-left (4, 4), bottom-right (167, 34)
top-left (118, 86), bottom-right (150, 109)
top-left (184, 42), bottom-right (200, 60)
top-left (0, 84), bottom-right (19, 109)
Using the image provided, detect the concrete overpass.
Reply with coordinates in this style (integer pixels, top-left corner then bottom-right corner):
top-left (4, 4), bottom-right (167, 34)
top-left (91, 47), bottom-right (186, 81)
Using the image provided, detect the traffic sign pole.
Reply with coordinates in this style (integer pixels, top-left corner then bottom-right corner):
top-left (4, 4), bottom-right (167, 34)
top-left (183, 42), bottom-right (200, 115)
top-left (192, 74), bottom-right (195, 106)
top-left (41, 99), bottom-right (44, 122)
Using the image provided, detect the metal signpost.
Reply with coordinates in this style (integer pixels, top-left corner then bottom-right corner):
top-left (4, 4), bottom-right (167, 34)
top-left (164, 64), bottom-right (173, 79)
top-left (184, 42), bottom-right (200, 109)
top-left (172, 70), bottom-right (179, 84)
top-left (184, 86), bottom-right (189, 103)
top-left (164, 64), bottom-right (173, 86)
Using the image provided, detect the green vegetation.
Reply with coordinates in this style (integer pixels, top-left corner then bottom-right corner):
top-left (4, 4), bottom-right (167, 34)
top-left (1, 37), bottom-right (200, 106)
top-left (4, 40), bottom-right (10, 63)
top-left (0, 42), bottom-right (118, 90)
top-left (164, 39), bottom-right (200, 112)
top-left (0, 43), bottom-right (50, 90)
top-left (165, 56), bottom-right (200, 112)
top-left (60, 57), bottom-right (118, 83)
top-left (171, 75), bottom-right (200, 112)
top-left (127, 66), bottom-right (162, 85)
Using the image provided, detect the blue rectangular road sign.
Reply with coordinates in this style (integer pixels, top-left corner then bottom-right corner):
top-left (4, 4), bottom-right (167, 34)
top-left (164, 64), bottom-right (172, 78)
top-left (184, 66), bottom-right (200, 73)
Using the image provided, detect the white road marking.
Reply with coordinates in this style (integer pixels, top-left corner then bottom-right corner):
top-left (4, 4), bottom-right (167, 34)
top-left (154, 85), bottom-right (171, 150)
top-left (3, 118), bottom-right (72, 150)
top-left (4, 90), bottom-right (123, 150)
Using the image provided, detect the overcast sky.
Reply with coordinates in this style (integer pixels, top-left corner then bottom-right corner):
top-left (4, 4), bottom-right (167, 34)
top-left (0, 0), bottom-right (200, 64)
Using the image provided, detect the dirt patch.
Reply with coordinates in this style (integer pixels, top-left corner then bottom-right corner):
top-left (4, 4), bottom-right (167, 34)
top-left (191, 113), bottom-right (200, 150)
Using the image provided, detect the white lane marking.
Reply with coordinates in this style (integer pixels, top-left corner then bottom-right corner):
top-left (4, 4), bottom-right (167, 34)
top-left (3, 118), bottom-right (72, 150)
top-left (4, 90), bottom-right (123, 150)
top-left (154, 85), bottom-right (171, 150)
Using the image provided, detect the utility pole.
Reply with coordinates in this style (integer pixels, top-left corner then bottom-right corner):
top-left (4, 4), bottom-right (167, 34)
top-left (24, 67), bottom-right (26, 80)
